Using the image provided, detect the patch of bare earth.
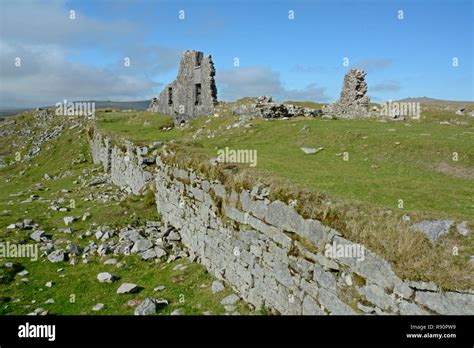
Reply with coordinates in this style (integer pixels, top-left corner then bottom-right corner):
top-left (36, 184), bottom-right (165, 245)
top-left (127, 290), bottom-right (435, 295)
top-left (436, 161), bottom-right (474, 180)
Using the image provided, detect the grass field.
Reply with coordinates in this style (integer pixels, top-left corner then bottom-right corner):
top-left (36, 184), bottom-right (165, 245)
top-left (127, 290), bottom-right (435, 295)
top-left (93, 103), bottom-right (474, 290)
top-left (96, 106), bottom-right (474, 220)
top-left (0, 113), bottom-right (251, 315)
top-left (1, 104), bottom-right (472, 315)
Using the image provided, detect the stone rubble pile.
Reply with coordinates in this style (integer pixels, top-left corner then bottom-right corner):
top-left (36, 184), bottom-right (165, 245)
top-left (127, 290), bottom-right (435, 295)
top-left (45, 221), bottom-right (185, 264)
top-left (5, 215), bottom-right (186, 266)
top-left (232, 96), bottom-right (322, 119)
top-left (24, 111), bottom-right (69, 162)
top-left (410, 219), bottom-right (470, 242)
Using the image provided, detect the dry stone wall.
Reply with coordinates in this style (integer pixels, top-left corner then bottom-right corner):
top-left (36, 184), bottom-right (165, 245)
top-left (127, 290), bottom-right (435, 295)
top-left (89, 131), bottom-right (153, 194)
top-left (89, 131), bottom-right (112, 172)
top-left (88, 130), bottom-right (474, 315)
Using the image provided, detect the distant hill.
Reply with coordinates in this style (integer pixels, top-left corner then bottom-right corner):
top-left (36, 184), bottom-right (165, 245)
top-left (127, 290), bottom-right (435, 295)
top-left (283, 100), bottom-right (326, 109)
top-left (0, 108), bottom-right (32, 120)
top-left (0, 100), bottom-right (151, 121)
top-left (396, 97), bottom-right (474, 104)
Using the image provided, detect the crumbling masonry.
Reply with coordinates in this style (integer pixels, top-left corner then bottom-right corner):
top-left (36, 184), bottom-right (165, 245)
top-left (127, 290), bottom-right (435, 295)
top-left (323, 68), bottom-right (370, 118)
top-left (148, 50), bottom-right (217, 124)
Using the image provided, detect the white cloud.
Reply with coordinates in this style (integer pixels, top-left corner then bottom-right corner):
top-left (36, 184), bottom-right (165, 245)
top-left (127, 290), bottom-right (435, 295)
top-left (283, 83), bottom-right (328, 102)
top-left (371, 80), bottom-right (401, 92)
top-left (0, 1), bottom-right (180, 108)
top-left (217, 66), bottom-right (329, 102)
top-left (290, 64), bottom-right (326, 73)
top-left (354, 59), bottom-right (392, 73)
top-left (0, 41), bottom-right (159, 108)
top-left (0, 0), bottom-right (134, 47)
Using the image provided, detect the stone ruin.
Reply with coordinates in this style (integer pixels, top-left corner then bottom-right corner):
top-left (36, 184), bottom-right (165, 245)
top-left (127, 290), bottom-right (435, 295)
top-left (323, 68), bottom-right (370, 118)
top-left (148, 50), bottom-right (217, 124)
top-left (232, 96), bottom-right (322, 119)
top-left (148, 53), bottom-right (374, 121)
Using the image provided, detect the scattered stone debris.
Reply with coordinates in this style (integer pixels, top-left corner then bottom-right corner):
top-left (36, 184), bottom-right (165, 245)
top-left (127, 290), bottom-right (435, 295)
top-left (92, 303), bottom-right (105, 311)
top-left (456, 221), bottom-right (470, 236)
top-left (97, 272), bottom-right (119, 283)
top-left (410, 219), bottom-right (454, 242)
top-left (117, 283), bottom-right (140, 294)
top-left (134, 298), bottom-right (157, 315)
top-left (153, 285), bottom-right (166, 292)
top-left (211, 280), bottom-right (225, 294)
top-left (103, 259), bottom-right (117, 265)
top-left (220, 294), bottom-right (239, 306)
top-left (30, 230), bottom-right (46, 242)
top-left (16, 110), bottom-right (68, 163)
top-left (63, 216), bottom-right (76, 226)
top-left (47, 250), bottom-right (65, 263)
top-left (300, 147), bottom-right (323, 155)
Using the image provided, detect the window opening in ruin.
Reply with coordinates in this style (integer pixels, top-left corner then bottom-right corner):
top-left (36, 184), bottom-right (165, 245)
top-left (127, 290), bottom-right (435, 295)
top-left (168, 87), bottom-right (173, 106)
top-left (195, 53), bottom-right (203, 68)
top-left (195, 83), bottom-right (202, 105)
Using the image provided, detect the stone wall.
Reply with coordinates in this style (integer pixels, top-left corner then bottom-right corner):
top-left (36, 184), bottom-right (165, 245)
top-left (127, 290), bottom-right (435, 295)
top-left (148, 50), bottom-right (217, 124)
top-left (89, 131), bottom-right (112, 172)
top-left (88, 129), bottom-right (474, 315)
top-left (89, 131), bottom-right (153, 194)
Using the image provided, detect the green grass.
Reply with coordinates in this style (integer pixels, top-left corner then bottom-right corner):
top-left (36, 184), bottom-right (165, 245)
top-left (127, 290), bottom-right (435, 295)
top-left (96, 110), bottom-right (177, 145)
top-left (96, 106), bottom-right (474, 220)
top-left (0, 255), bottom-right (248, 315)
top-left (92, 104), bottom-right (474, 290)
top-left (0, 113), bottom-right (252, 315)
top-left (6, 106), bottom-right (469, 292)
top-left (197, 117), bottom-right (473, 220)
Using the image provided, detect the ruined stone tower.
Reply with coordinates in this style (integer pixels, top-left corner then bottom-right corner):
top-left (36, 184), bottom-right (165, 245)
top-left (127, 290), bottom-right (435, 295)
top-left (148, 50), bottom-right (217, 123)
top-left (323, 68), bottom-right (370, 118)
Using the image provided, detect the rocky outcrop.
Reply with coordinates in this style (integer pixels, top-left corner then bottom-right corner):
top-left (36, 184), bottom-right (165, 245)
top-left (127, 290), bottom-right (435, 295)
top-left (232, 96), bottom-right (322, 118)
top-left (148, 50), bottom-right (217, 124)
top-left (88, 129), bottom-right (474, 315)
top-left (0, 110), bottom-right (68, 165)
top-left (323, 69), bottom-right (371, 118)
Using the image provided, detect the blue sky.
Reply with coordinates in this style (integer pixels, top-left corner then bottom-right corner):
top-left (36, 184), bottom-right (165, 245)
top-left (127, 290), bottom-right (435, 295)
top-left (0, 0), bottom-right (472, 108)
